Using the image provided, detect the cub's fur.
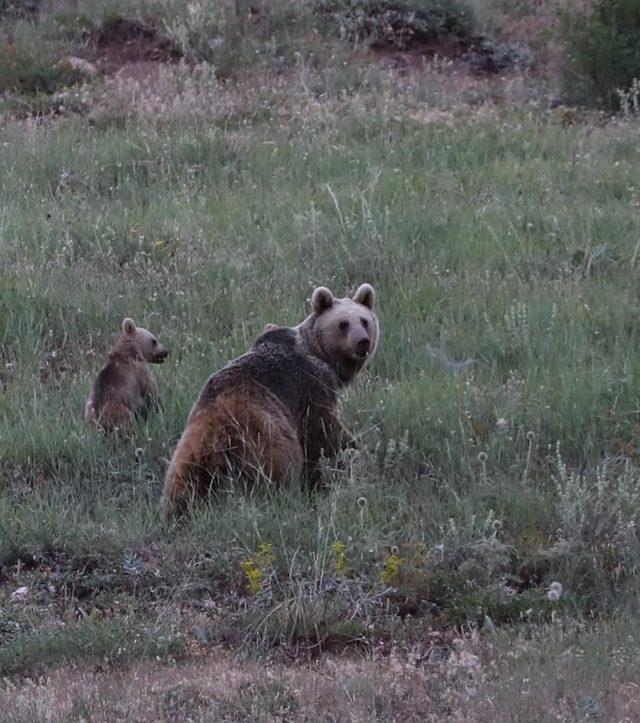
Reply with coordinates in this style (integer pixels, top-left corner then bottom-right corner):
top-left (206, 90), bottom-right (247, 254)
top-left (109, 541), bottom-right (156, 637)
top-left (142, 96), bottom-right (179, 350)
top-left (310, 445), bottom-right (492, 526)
top-left (84, 318), bottom-right (169, 432)
top-left (162, 284), bottom-right (379, 518)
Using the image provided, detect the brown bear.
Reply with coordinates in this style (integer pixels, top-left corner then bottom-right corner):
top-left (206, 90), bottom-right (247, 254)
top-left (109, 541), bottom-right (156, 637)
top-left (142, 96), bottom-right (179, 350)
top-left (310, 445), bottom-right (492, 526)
top-left (84, 318), bottom-right (169, 432)
top-left (162, 283), bottom-right (378, 518)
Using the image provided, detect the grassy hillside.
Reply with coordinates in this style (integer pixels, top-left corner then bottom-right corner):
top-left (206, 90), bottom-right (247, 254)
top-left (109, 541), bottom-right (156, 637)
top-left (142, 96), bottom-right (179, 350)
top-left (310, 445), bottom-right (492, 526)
top-left (1, 0), bottom-right (640, 720)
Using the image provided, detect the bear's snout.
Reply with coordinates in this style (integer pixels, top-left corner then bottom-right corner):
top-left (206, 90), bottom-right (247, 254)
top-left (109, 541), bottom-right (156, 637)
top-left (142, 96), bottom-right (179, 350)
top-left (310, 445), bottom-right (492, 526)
top-left (153, 346), bottom-right (169, 363)
top-left (355, 336), bottom-right (370, 358)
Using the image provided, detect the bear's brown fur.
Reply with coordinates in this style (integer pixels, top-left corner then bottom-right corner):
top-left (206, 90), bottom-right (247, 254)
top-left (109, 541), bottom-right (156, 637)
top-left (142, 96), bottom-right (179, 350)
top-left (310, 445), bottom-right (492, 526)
top-left (84, 318), bottom-right (169, 432)
top-left (162, 283), bottom-right (378, 518)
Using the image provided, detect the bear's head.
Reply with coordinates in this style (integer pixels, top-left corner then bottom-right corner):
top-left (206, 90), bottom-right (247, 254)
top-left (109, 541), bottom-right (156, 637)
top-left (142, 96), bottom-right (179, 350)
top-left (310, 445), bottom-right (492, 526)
top-left (120, 318), bottom-right (169, 363)
top-left (305, 283), bottom-right (379, 384)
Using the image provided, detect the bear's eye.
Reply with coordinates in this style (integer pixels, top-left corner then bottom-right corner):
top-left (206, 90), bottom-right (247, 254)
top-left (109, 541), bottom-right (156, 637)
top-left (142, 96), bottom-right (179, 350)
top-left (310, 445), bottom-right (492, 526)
top-left (339, 320), bottom-right (350, 333)
top-left (360, 317), bottom-right (369, 329)
top-left (152, 339), bottom-right (157, 347)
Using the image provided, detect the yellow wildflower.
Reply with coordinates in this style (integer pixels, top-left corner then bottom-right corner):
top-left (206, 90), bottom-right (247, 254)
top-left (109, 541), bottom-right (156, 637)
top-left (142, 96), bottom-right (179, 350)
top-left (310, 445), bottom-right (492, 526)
top-left (381, 554), bottom-right (403, 584)
top-left (241, 558), bottom-right (263, 595)
top-left (330, 542), bottom-right (347, 575)
top-left (257, 542), bottom-right (275, 568)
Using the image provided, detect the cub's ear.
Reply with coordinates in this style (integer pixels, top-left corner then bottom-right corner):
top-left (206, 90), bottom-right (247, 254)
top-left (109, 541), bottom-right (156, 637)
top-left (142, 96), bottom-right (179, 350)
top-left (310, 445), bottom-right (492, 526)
top-left (122, 318), bottom-right (136, 335)
top-left (311, 286), bottom-right (335, 314)
top-left (353, 283), bottom-right (375, 310)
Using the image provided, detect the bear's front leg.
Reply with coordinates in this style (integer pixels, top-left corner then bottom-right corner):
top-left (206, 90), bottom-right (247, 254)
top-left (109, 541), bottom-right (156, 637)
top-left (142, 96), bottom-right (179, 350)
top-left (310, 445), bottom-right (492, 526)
top-left (300, 410), bottom-right (356, 489)
top-left (319, 409), bottom-right (358, 453)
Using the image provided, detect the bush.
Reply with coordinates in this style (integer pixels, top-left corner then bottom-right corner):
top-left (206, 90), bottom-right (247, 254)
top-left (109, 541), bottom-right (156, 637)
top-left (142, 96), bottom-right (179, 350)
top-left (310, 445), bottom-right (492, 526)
top-left (315, 0), bottom-right (473, 48)
top-left (561, 0), bottom-right (640, 110)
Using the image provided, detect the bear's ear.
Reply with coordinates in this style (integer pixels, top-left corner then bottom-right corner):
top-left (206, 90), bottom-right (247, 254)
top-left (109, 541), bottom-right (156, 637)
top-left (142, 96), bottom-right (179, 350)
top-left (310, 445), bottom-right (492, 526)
top-left (122, 318), bottom-right (136, 335)
top-left (353, 283), bottom-right (375, 310)
top-left (311, 286), bottom-right (335, 314)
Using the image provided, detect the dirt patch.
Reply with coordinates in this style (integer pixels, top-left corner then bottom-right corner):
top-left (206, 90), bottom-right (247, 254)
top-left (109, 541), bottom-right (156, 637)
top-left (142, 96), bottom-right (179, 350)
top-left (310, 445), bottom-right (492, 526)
top-left (93, 17), bottom-right (182, 75)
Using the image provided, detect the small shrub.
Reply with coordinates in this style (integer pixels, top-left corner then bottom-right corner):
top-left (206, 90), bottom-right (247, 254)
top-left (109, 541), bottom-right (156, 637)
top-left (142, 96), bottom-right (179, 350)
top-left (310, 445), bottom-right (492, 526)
top-left (553, 445), bottom-right (640, 554)
top-left (617, 77), bottom-right (640, 117)
top-left (561, 0), bottom-right (640, 110)
top-left (0, 43), bottom-right (83, 95)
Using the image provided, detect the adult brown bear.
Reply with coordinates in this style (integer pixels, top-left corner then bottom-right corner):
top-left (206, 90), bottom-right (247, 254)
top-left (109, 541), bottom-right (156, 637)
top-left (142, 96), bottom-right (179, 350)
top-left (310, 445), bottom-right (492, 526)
top-left (162, 284), bottom-right (379, 518)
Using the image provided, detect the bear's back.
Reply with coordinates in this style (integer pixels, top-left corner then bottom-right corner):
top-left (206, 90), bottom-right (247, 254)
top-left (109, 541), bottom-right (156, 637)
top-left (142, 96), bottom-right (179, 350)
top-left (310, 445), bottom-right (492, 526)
top-left (91, 354), bottom-right (151, 411)
top-left (91, 358), bottom-right (130, 407)
top-left (195, 327), bottom-right (337, 419)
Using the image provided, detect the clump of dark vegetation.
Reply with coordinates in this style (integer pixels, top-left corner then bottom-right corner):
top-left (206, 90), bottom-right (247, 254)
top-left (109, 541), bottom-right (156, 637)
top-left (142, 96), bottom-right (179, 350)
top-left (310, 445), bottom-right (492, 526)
top-left (561, 0), bottom-right (640, 109)
top-left (0, 0), bottom-right (41, 18)
top-left (462, 36), bottom-right (533, 74)
top-left (315, 0), bottom-right (473, 49)
top-left (0, 42), bottom-right (83, 95)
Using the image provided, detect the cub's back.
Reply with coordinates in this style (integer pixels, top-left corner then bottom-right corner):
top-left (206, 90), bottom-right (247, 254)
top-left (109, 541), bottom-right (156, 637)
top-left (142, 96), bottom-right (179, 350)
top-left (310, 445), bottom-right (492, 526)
top-left (91, 358), bottom-right (139, 409)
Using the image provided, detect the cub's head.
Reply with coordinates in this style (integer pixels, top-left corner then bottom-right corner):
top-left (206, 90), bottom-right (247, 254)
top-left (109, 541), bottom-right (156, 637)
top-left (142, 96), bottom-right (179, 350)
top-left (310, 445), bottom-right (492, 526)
top-left (308, 283), bottom-right (379, 384)
top-left (121, 318), bottom-right (169, 363)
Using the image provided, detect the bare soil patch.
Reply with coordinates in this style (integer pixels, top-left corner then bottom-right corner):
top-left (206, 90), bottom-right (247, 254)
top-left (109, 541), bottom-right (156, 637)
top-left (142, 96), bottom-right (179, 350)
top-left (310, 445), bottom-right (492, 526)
top-left (93, 17), bottom-right (182, 75)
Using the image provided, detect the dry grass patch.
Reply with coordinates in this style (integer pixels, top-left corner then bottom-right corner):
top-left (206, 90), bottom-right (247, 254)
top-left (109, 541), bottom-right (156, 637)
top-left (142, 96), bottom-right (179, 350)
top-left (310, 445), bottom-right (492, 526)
top-left (2, 620), bottom-right (640, 721)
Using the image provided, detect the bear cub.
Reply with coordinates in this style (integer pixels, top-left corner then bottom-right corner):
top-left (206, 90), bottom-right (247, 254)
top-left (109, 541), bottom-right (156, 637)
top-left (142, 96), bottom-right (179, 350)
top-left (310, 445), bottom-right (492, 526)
top-left (162, 283), bottom-right (378, 518)
top-left (84, 318), bottom-right (169, 432)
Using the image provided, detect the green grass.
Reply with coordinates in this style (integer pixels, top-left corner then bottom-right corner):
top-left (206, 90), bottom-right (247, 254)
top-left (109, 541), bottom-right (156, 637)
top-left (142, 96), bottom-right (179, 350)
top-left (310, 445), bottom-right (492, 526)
top-left (0, 615), bottom-right (183, 677)
top-left (1, 0), bottom-right (640, 717)
top-left (2, 104), bottom-right (639, 644)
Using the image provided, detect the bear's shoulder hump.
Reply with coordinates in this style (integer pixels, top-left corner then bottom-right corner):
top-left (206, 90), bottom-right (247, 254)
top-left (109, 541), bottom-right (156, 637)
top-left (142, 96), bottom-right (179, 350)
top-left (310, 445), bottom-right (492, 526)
top-left (253, 326), bottom-right (298, 351)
